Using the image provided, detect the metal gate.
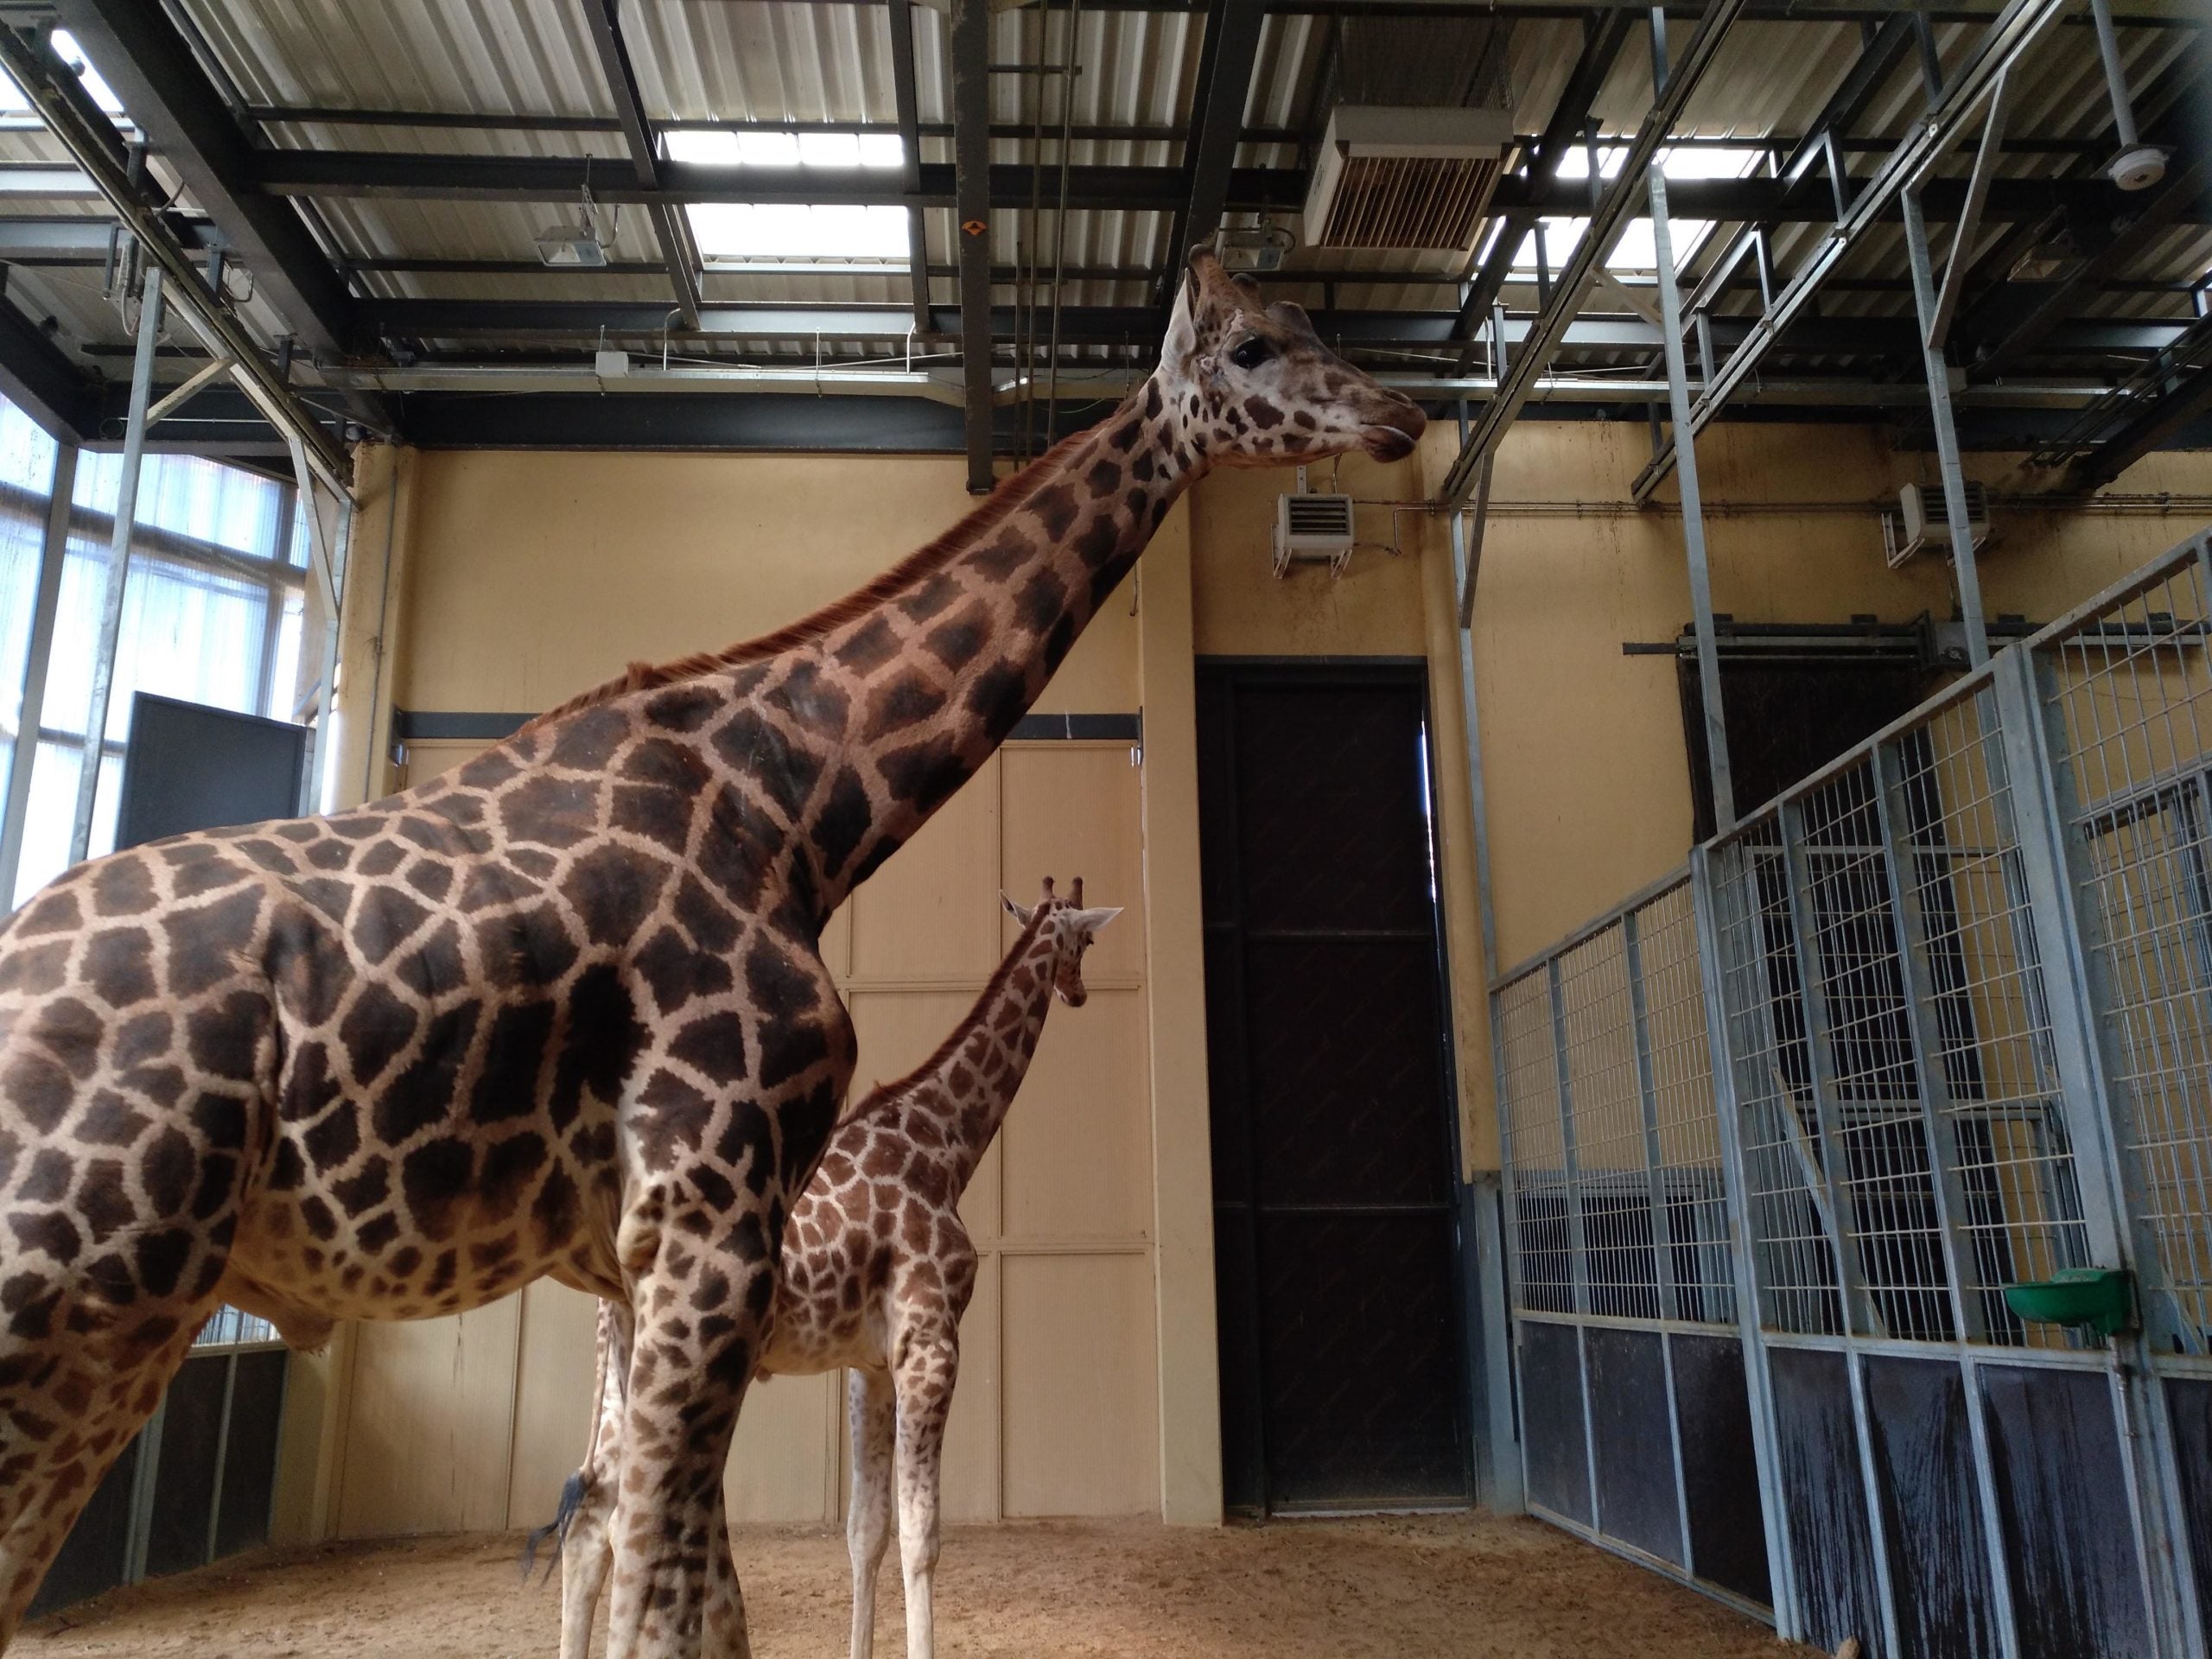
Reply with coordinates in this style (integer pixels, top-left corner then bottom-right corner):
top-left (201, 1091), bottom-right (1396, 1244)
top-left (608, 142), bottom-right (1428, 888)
top-left (1493, 528), bottom-right (2212, 1658)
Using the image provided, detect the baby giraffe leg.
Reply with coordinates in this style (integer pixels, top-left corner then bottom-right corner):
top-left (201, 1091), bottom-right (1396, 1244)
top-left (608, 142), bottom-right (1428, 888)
top-left (555, 1299), bottom-right (632, 1659)
top-left (893, 1330), bottom-right (959, 1659)
top-left (845, 1367), bottom-right (896, 1659)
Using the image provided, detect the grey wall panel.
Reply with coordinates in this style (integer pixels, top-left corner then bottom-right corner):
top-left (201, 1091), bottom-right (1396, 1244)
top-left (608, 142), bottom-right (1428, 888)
top-left (1671, 1332), bottom-right (1772, 1605)
top-left (1519, 1319), bottom-right (1592, 1526)
top-left (1770, 1346), bottom-right (1885, 1656)
top-left (1585, 1326), bottom-right (1683, 1566)
top-left (1864, 1355), bottom-right (1997, 1659)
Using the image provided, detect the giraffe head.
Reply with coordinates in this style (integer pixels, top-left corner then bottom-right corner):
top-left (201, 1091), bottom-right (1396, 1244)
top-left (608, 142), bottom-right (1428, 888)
top-left (1001, 875), bottom-right (1120, 1008)
top-left (1158, 248), bottom-right (1427, 467)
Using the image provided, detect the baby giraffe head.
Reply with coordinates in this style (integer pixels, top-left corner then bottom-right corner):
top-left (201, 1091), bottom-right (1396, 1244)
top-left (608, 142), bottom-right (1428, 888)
top-left (1156, 247), bottom-right (1427, 468)
top-left (1001, 875), bottom-right (1121, 1008)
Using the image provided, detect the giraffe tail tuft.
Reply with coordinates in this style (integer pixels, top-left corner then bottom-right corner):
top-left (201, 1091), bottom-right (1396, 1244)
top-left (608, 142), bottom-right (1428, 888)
top-left (518, 1470), bottom-right (590, 1585)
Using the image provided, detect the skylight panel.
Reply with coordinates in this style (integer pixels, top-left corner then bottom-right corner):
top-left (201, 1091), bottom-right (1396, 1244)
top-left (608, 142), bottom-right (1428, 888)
top-left (1501, 143), bottom-right (1766, 279)
top-left (0, 29), bottom-right (128, 121)
top-left (665, 128), bottom-right (907, 262)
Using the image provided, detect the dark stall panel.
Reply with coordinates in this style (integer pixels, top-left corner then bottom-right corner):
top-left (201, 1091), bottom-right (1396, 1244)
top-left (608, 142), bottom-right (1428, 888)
top-left (1585, 1326), bottom-right (1683, 1566)
top-left (1672, 1332), bottom-right (1773, 1606)
top-left (215, 1351), bottom-right (289, 1559)
top-left (143, 1357), bottom-right (228, 1580)
top-left (1769, 1347), bottom-right (1886, 1657)
top-left (1864, 1356), bottom-right (1998, 1659)
top-left (1519, 1319), bottom-right (1592, 1525)
top-left (1980, 1364), bottom-right (2152, 1659)
top-left (25, 1440), bottom-right (138, 1618)
top-left (2166, 1377), bottom-right (2212, 1636)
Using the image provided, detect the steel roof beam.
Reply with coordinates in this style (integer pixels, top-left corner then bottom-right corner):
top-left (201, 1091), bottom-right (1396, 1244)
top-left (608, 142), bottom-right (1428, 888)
top-left (886, 0), bottom-right (931, 330)
top-left (53, 0), bottom-right (364, 355)
top-left (0, 23), bottom-right (351, 488)
top-left (1166, 0), bottom-right (1267, 296)
top-left (951, 0), bottom-right (993, 491)
top-left (242, 151), bottom-right (2207, 230)
top-left (2064, 318), bottom-right (2212, 491)
top-left (1448, 10), bottom-right (1636, 370)
top-left (1628, 0), bottom-right (2067, 504)
top-left (1436, 0), bottom-right (1749, 505)
top-left (0, 276), bottom-right (97, 436)
top-left (580, 0), bottom-right (701, 330)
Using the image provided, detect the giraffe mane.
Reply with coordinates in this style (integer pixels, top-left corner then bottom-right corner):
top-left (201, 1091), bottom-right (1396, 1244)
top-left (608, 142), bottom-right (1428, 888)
top-left (517, 416), bottom-right (1118, 737)
top-left (838, 898), bottom-right (1058, 1126)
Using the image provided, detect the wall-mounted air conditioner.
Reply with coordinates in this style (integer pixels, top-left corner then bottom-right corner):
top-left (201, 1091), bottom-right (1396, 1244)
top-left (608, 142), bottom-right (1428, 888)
top-left (1302, 105), bottom-right (1516, 253)
top-left (1273, 493), bottom-right (1357, 578)
top-left (1883, 481), bottom-right (1992, 569)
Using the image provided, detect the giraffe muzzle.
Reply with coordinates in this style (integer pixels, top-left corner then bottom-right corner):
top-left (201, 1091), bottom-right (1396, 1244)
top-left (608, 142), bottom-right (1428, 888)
top-left (1360, 392), bottom-right (1427, 462)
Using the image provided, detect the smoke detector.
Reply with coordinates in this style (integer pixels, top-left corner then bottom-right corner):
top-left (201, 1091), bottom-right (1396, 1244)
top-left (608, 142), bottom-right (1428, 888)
top-left (2107, 145), bottom-right (2167, 192)
top-left (1303, 105), bottom-right (1515, 253)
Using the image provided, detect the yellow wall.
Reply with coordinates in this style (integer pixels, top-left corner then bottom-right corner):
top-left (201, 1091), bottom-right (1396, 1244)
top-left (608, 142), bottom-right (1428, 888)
top-left (295, 416), bottom-right (2212, 1539)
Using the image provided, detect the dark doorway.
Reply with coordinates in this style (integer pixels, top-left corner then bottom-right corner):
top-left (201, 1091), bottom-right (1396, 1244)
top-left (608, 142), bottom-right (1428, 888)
top-left (1680, 654), bottom-right (1932, 842)
top-left (1198, 659), bottom-right (1471, 1513)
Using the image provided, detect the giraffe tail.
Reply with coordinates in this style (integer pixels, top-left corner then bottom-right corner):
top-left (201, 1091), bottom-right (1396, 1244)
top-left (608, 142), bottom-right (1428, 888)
top-left (518, 1470), bottom-right (590, 1585)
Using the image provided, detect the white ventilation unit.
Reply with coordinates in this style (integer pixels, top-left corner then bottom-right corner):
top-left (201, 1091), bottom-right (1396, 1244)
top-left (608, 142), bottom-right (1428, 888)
top-left (1883, 481), bottom-right (1992, 569)
top-left (1303, 105), bottom-right (1516, 253)
top-left (1273, 492), bottom-right (1357, 578)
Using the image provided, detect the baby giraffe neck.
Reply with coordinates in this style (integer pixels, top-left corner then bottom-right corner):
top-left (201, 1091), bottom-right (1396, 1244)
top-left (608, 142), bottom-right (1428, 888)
top-left (931, 925), bottom-right (1062, 1198)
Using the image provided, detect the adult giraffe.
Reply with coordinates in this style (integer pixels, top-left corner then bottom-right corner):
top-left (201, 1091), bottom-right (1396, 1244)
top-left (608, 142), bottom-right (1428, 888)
top-left (0, 251), bottom-right (1423, 1656)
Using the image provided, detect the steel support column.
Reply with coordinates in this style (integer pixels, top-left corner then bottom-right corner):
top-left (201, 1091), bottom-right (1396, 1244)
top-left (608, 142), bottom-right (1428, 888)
top-left (1170, 0), bottom-right (1267, 285)
top-left (1649, 169), bottom-right (1733, 827)
top-left (68, 262), bottom-right (159, 866)
top-left (887, 0), bottom-right (931, 332)
top-left (0, 442), bottom-right (74, 906)
top-left (951, 0), bottom-right (994, 493)
top-left (1902, 187), bottom-right (1992, 665)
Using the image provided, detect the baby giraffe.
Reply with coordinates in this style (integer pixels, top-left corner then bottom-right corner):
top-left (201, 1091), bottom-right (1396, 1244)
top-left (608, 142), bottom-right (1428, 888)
top-left (537, 877), bottom-right (1118, 1659)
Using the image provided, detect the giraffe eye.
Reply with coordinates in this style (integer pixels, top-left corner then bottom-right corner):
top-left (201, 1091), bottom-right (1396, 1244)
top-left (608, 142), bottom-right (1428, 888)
top-left (1228, 337), bottom-right (1273, 370)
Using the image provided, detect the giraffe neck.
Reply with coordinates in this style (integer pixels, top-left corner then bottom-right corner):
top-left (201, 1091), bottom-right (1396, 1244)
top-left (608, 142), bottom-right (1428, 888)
top-left (790, 378), bottom-right (1196, 923)
top-left (915, 923), bottom-right (1062, 1199)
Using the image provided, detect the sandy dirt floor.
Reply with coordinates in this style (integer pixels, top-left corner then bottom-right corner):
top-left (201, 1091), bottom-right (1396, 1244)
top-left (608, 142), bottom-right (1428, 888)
top-left (16, 1514), bottom-right (1817, 1659)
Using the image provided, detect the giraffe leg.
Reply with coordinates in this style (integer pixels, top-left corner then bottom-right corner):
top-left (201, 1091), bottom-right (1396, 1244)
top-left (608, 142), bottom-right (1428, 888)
top-left (603, 1232), bottom-right (768, 1659)
top-left (893, 1329), bottom-right (958, 1659)
top-left (0, 1308), bottom-right (208, 1644)
top-left (554, 1300), bottom-right (632, 1659)
top-left (845, 1366), bottom-right (895, 1659)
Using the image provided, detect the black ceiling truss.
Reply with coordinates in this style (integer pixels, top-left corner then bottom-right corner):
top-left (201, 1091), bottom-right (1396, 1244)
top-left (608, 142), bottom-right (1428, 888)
top-left (579, 0), bottom-right (702, 330)
top-left (0, 0), bottom-right (2193, 466)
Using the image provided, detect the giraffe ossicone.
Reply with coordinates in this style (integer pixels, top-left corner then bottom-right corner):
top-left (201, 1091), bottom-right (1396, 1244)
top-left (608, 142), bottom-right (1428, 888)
top-left (0, 249), bottom-right (1421, 1657)
top-left (534, 878), bottom-right (1113, 1659)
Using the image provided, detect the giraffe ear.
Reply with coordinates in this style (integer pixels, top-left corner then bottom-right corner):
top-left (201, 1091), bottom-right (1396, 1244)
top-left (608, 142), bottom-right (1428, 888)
top-left (1001, 891), bottom-right (1034, 926)
top-left (1072, 906), bottom-right (1122, 934)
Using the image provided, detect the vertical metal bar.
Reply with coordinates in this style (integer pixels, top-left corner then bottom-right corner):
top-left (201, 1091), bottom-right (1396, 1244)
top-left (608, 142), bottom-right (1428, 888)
top-left (1867, 740), bottom-right (1986, 1340)
top-left (1777, 794), bottom-right (1904, 1659)
top-left (1449, 405), bottom-right (1499, 977)
top-left (2088, 0), bottom-right (2142, 150)
top-left (1649, 168), bottom-right (1733, 829)
top-left (1486, 1004), bottom-right (1529, 1512)
top-left (0, 442), bottom-right (75, 908)
top-left (122, 1392), bottom-right (167, 1586)
top-left (69, 260), bottom-right (162, 865)
top-left (204, 1350), bottom-right (238, 1566)
top-left (1690, 843), bottom-right (1801, 1640)
top-left (1901, 188), bottom-right (1992, 668)
top-left (1994, 643), bottom-right (2205, 1658)
top-left (308, 497), bottom-right (351, 813)
top-left (951, 0), bottom-right (995, 494)
top-left (1547, 957), bottom-right (1600, 1526)
top-left (1624, 909), bottom-right (1695, 1576)
top-left (884, 0), bottom-right (931, 332)
top-left (1867, 738), bottom-right (2023, 1659)
top-left (257, 480), bottom-right (295, 721)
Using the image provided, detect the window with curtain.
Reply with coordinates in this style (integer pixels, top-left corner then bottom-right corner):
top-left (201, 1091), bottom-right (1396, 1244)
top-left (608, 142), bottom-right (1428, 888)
top-left (0, 409), bottom-right (308, 909)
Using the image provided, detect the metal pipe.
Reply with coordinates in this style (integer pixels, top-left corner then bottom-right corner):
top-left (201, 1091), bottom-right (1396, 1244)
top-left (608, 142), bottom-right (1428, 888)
top-left (2088, 0), bottom-right (2141, 149)
top-left (1902, 188), bottom-right (1992, 665)
top-left (1041, 0), bottom-right (1082, 443)
top-left (1649, 168), bottom-right (1734, 827)
top-left (0, 441), bottom-right (73, 908)
top-left (69, 260), bottom-right (160, 866)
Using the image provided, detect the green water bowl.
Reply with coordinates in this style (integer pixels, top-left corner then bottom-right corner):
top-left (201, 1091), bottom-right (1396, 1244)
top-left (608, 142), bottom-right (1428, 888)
top-left (2002, 1268), bottom-right (2135, 1338)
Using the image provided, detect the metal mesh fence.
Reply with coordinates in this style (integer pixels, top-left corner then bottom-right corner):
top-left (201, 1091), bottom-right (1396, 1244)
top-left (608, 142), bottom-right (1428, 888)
top-left (1495, 875), bottom-right (1733, 1328)
top-left (1706, 676), bottom-right (2094, 1349)
top-left (2041, 531), bottom-right (2212, 1353)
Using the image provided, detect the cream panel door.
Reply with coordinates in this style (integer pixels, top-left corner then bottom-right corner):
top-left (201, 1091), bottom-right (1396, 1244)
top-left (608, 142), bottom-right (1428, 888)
top-left (849, 756), bottom-right (1003, 983)
top-left (339, 1299), bottom-right (522, 1535)
top-left (1000, 744), bottom-right (1147, 982)
top-left (505, 1281), bottom-right (603, 1530)
top-left (1001, 988), bottom-right (1151, 1242)
top-left (1000, 1254), bottom-right (1160, 1516)
top-left (725, 1371), bottom-right (840, 1523)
